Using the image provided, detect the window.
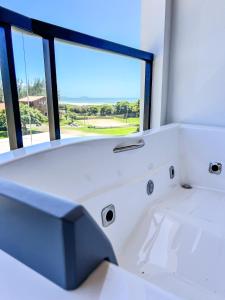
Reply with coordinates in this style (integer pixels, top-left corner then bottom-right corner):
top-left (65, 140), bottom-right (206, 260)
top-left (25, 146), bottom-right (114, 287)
top-left (0, 73), bottom-right (10, 154)
top-left (12, 29), bottom-right (49, 147)
top-left (55, 41), bottom-right (143, 138)
top-left (0, 5), bottom-right (152, 152)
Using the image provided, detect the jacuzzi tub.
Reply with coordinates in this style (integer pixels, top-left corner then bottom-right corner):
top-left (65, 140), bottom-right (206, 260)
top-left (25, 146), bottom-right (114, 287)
top-left (0, 123), bottom-right (224, 300)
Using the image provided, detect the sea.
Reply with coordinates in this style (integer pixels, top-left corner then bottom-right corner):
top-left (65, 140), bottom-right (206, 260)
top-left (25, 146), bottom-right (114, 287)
top-left (59, 96), bottom-right (138, 106)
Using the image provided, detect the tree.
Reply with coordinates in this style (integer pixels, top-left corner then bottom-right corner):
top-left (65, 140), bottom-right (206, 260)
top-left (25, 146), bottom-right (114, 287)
top-left (133, 99), bottom-right (140, 117)
top-left (17, 79), bottom-right (26, 98)
top-left (20, 104), bottom-right (47, 134)
top-left (16, 78), bottom-right (46, 99)
top-left (128, 100), bottom-right (140, 117)
top-left (80, 106), bottom-right (88, 115)
top-left (66, 104), bottom-right (75, 113)
top-left (72, 105), bottom-right (82, 114)
top-left (87, 105), bottom-right (99, 116)
top-left (0, 81), bottom-right (4, 103)
top-left (0, 110), bottom-right (7, 131)
top-left (100, 105), bottom-right (113, 116)
top-left (115, 101), bottom-right (130, 115)
top-left (65, 111), bottom-right (77, 124)
top-left (28, 79), bottom-right (45, 96)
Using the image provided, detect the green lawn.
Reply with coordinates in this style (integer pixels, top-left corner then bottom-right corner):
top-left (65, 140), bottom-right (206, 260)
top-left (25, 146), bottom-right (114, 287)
top-left (66, 126), bottom-right (138, 136)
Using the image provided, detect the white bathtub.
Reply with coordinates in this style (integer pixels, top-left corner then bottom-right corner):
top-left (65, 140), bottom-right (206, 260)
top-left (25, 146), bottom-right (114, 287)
top-left (1, 123), bottom-right (225, 300)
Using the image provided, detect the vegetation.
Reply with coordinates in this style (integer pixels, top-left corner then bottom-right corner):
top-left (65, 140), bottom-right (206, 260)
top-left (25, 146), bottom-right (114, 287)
top-left (0, 78), bottom-right (141, 139)
top-left (74, 126), bottom-right (138, 136)
top-left (0, 78), bottom-right (45, 103)
top-left (59, 99), bottom-right (140, 124)
top-left (0, 104), bottom-right (47, 136)
top-left (0, 79), bottom-right (48, 138)
top-left (17, 78), bottom-right (46, 98)
top-left (59, 100), bottom-right (140, 136)
top-left (20, 104), bottom-right (47, 134)
top-left (0, 81), bottom-right (3, 103)
top-left (0, 110), bottom-right (7, 131)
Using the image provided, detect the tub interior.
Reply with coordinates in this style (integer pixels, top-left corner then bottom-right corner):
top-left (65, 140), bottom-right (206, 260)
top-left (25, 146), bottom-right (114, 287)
top-left (119, 186), bottom-right (225, 300)
top-left (0, 123), bottom-right (225, 299)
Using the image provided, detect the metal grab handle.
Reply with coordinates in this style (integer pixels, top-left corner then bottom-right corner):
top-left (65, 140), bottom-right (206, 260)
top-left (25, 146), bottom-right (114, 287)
top-left (113, 139), bottom-right (145, 153)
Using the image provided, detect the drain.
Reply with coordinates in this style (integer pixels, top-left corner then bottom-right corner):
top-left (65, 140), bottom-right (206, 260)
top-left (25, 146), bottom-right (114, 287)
top-left (181, 183), bottom-right (192, 189)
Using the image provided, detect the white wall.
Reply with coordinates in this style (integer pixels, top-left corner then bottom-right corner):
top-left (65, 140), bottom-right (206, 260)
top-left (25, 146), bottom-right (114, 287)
top-left (141, 0), bottom-right (172, 128)
top-left (179, 124), bottom-right (225, 191)
top-left (167, 0), bottom-right (225, 127)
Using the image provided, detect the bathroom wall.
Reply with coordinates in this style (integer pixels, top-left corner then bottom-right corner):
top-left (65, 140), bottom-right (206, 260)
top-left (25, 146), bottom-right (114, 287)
top-left (166, 0), bottom-right (225, 127)
top-left (179, 124), bottom-right (225, 191)
top-left (141, 0), bottom-right (172, 128)
top-left (142, 0), bottom-right (225, 128)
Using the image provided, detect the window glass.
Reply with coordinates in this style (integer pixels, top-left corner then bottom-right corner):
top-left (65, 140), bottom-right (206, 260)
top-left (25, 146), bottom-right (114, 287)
top-left (12, 29), bottom-right (49, 147)
top-left (0, 73), bottom-right (10, 154)
top-left (0, 0), bottom-right (142, 150)
top-left (55, 41), bottom-right (142, 138)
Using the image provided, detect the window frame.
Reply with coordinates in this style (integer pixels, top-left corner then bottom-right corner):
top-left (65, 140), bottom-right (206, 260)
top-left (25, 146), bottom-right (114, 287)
top-left (0, 6), bottom-right (153, 150)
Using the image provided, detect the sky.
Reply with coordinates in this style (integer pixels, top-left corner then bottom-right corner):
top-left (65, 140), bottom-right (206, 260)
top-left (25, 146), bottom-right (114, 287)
top-left (0, 0), bottom-right (142, 98)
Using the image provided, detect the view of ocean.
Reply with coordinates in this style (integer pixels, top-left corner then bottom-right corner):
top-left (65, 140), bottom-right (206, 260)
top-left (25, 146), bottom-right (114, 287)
top-left (59, 97), bottom-right (138, 105)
